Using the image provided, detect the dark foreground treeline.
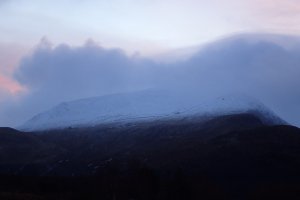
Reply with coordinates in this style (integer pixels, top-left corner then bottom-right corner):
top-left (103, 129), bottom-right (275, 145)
top-left (1, 113), bottom-right (300, 199)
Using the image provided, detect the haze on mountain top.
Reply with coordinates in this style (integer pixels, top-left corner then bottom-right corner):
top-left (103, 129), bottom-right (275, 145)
top-left (0, 0), bottom-right (300, 127)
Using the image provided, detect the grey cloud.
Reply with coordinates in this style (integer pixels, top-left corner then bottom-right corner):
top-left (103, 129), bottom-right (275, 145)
top-left (16, 41), bottom-right (158, 97)
top-left (173, 37), bottom-right (300, 125)
top-left (2, 34), bottom-right (300, 127)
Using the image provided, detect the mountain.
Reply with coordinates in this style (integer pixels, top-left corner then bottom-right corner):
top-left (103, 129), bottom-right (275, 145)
top-left (0, 114), bottom-right (299, 199)
top-left (19, 90), bottom-right (284, 131)
top-left (0, 113), bottom-right (296, 177)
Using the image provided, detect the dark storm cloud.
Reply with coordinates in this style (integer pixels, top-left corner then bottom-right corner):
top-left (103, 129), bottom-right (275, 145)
top-left (3, 34), bottom-right (300, 127)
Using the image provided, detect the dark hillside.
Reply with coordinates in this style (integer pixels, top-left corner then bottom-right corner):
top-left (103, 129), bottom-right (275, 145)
top-left (0, 114), bottom-right (299, 199)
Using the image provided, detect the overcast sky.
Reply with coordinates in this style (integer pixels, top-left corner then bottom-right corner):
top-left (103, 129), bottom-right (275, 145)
top-left (0, 0), bottom-right (300, 127)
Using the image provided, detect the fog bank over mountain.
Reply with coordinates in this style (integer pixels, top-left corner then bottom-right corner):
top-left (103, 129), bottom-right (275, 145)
top-left (1, 33), bottom-right (300, 127)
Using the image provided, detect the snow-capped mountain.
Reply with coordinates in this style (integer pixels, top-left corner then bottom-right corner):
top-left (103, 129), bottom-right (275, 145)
top-left (19, 90), bottom-right (284, 131)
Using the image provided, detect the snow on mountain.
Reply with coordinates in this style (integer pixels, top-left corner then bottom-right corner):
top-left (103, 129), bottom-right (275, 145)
top-left (19, 90), bottom-right (284, 131)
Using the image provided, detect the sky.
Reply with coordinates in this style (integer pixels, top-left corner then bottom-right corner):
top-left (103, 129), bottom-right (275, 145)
top-left (1, 0), bottom-right (300, 127)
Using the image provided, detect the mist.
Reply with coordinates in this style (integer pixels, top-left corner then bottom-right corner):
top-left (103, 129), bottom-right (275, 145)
top-left (1, 33), bottom-right (300, 127)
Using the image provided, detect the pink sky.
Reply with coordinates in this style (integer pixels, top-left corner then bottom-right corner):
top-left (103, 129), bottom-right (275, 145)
top-left (0, 43), bottom-right (27, 95)
top-left (0, 74), bottom-right (23, 94)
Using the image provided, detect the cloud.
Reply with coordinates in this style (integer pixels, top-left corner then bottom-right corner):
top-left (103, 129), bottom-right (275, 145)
top-left (1, 33), bottom-right (300, 127)
top-left (15, 39), bottom-right (158, 100)
top-left (4, 40), bottom-right (160, 126)
top-left (180, 36), bottom-right (300, 125)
